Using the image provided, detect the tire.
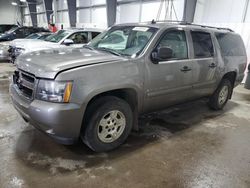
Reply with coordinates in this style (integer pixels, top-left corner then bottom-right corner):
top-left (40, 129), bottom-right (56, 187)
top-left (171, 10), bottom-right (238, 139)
top-left (208, 79), bottom-right (233, 110)
top-left (82, 96), bottom-right (133, 152)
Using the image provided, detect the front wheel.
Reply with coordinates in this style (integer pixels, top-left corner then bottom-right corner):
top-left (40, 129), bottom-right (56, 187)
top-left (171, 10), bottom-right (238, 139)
top-left (82, 96), bottom-right (133, 152)
top-left (208, 79), bottom-right (233, 110)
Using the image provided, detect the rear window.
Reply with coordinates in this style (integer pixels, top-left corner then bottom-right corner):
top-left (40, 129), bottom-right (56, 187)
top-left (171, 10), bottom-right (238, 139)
top-left (215, 33), bottom-right (245, 56)
top-left (191, 31), bottom-right (214, 58)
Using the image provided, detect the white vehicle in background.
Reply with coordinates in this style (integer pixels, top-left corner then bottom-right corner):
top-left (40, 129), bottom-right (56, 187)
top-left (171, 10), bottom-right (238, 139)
top-left (9, 28), bottom-right (103, 63)
top-left (0, 32), bottom-right (51, 61)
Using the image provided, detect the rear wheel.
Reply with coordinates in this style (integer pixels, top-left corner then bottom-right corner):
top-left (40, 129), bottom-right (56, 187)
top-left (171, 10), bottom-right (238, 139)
top-left (208, 79), bottom-right (233, 110)
top-left (82, 96), bottom-right (133, 152)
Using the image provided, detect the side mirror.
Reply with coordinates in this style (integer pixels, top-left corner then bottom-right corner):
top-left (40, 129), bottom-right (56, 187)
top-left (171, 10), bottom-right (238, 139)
top-left (63, 39), bottom-right (74, 46)
top-left (151, 47), bottom-right (173, 63)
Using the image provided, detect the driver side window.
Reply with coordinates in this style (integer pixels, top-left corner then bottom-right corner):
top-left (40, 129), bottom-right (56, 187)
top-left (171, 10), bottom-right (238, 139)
top-left (68, 32), bottom-right (88, 44)
top-left (157, 30), bottom-right (188, 60)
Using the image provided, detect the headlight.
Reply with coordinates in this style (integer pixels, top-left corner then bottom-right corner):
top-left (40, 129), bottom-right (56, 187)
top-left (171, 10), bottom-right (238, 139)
top-left (36, 80), bottom-right (73, 103)
top-left (15, 47), bottom-right (25, 55)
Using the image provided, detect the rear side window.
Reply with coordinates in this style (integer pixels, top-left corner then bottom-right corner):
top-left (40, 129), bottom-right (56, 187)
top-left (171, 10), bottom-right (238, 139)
top-left (215, 33), bottom-right (245, 56)
top-left (92, 32), bottom-right (100, 39)
top-left (191, 31), bottom-right (214, 58)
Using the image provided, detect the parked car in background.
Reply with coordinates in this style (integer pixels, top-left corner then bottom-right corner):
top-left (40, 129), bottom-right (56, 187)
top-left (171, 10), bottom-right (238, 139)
top-left (25, 32), bottom-right (52, 40)
top-left (0, 32), bottom-right (51, 61)
top-left (8, 28), bottom-right (102, 63)
top-left (0, 26), bottom-right (49, 42)
top-left (10, 22), bottom-right (247, 152)
top-left (0, 24), bottom-right (17, 34)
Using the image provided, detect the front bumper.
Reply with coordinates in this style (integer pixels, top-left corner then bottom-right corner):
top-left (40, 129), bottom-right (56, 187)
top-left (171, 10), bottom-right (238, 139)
top-left (10, 82), bottom-right (84, 145)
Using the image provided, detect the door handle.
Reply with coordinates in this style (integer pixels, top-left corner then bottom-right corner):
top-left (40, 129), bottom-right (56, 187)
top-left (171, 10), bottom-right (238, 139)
top-left (209, 63), bottom-right (217, 68)
top-left (181, 66), bottom-right (192, 72)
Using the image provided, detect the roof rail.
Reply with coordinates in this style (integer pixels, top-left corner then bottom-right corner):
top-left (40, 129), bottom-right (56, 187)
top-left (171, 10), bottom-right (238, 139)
top-left (150, 19), bottom-right (234, 32)
top-left (186, 23), bottom-right (234, 32)
top-left (151, 19), bottom-right (189, 25)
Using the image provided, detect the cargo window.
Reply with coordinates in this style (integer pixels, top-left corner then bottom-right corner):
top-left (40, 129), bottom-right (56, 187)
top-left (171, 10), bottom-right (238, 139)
top-left (157, 30), bottom-right (188, 60)
top-left (215, 33), bottom-right (245, 56)
top-left (191, 31), bottom-right (214, 58)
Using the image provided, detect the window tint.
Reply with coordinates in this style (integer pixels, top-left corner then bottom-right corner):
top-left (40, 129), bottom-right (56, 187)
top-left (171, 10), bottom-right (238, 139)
top-left (215, 33), bottom-right (245, 56)
top-left (92, 32), bottom-right (100, 39)
top-left (157, 30), bottom-right (188, 60)
top-left (68, 32), bottom-right (88, 44)
top-left (191, 31), bottom-right (214, 58)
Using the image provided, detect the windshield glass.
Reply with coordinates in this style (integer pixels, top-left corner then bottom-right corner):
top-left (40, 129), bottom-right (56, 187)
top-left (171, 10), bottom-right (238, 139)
top-left (5, 27), bottom-right (18, 34)
top-left (44, 30), bottom-right (70, 43)
top-left (88, 26), bottom-right (158, 57)
top-left (38, 34), bottom-right (51, 40)
top-left (26, 33), bottom-right (39, 39)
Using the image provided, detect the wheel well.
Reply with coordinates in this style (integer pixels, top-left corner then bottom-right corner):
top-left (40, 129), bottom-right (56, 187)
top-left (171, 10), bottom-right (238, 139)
top-left (83, 89), bottom-right (139, 131)
top-left (222, 71), bottom-right (237, 98)
top-left (222, 71), bottom-right (236, 86)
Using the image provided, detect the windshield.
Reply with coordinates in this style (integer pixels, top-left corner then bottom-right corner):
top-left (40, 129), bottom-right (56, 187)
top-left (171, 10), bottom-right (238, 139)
top-left (88, 26), bottom-right (158, 57)
top-left (44, 30), bottom-right (70, 43)
top-left (38, 34), bottom-right (51, 40)
top-left (26, 33), bottom-right (39, 39)
top-left (0, 25), bottom-right (16, 33)
top-left (5, 27), bottom-right (18, 34)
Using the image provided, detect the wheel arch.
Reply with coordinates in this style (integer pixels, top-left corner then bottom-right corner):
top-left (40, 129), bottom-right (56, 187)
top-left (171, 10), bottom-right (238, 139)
top-left (82, 88), bottom-right (140, 133)
top-left (221, 71), bottom-right (237, 98)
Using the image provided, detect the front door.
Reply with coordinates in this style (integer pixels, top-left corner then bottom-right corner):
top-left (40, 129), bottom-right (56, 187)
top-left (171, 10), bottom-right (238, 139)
top-left (144, 28), bottom-right (194, 113)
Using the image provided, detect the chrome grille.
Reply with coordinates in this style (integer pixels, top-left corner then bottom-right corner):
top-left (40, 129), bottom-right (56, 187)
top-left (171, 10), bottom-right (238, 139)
top-left (13, 70), bottom-right (36, 99)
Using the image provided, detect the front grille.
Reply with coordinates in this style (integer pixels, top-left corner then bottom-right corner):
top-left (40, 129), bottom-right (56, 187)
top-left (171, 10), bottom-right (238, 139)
top-left (13, 70), bottom-right (36, 99)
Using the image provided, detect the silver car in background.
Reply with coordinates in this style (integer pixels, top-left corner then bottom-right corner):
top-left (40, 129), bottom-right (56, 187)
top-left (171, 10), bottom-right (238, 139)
top-left (8, 28), bottom-right (103, 63)
top-left (0, 32), bottom-right (51, 61)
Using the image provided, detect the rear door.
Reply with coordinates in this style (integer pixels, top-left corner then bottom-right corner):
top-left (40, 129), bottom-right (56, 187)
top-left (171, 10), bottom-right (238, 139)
top-left (189, 30), bottom-right (218, 97)
top-left (144, 28), bottom-right (194, 113)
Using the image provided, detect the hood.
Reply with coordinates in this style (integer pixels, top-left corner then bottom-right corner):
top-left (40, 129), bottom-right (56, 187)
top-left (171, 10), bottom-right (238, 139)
top-left (13, 40), bottom-right (59, 51)
top-left (16, 47), bottom-right (126, 79)
top-left (10, 39), bottom-right (39, 46)
top-left (0, 41), bottom-right (11, 47)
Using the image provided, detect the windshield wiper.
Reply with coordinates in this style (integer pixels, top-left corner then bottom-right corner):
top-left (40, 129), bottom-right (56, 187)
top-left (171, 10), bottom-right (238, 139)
top-left (96, 47), bottom-right (122, 56)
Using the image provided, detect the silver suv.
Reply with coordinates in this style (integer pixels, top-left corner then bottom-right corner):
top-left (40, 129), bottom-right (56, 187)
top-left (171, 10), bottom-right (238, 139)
top-left (10, 22), bottom-right (247, 152)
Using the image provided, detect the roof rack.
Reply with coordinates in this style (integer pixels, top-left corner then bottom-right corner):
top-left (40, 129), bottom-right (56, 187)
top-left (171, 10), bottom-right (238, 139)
top-left (185, 23), bottom-right (234, 32)
top-left (150, 19), bottom-right (234, 32)
top-left (151, 19), bottom-right (189, 24)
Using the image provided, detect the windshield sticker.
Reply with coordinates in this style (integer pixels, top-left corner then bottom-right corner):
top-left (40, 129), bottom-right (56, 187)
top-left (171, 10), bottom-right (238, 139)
top-left (132, 27), bottom-right (149, 32)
